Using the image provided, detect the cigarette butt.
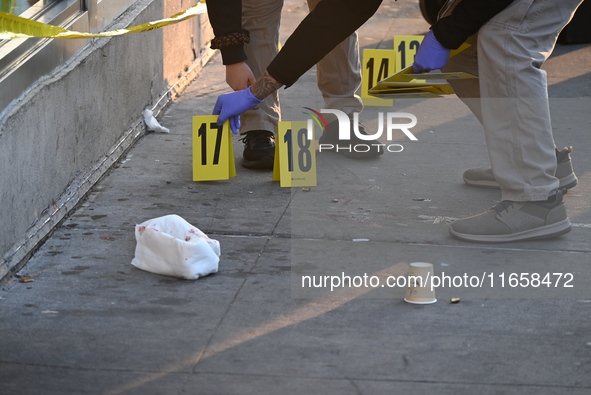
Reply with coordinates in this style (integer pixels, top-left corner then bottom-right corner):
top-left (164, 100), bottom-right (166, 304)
top-left (302, 188), bottom-right (311, 192)
top-left (450, 298), bottom-right (460, 303)
top-left (19, 278), bottom-right (34, 283)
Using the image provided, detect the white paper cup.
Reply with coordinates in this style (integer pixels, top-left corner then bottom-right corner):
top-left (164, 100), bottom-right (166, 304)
top-left (404, 262), bottom-right (437, 304)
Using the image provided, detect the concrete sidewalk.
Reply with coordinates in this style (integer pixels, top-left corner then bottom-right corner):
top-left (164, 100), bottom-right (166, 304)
top-left (2, 1), bottom-right (591, 394)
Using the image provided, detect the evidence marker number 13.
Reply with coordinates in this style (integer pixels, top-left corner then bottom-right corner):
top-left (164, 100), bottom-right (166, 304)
top-left (394, 35), bottom-right (423, 70)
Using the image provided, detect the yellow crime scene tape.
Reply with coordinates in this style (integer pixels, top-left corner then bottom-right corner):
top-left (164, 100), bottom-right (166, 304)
top-left (0, 1), bottom-right (206, 40)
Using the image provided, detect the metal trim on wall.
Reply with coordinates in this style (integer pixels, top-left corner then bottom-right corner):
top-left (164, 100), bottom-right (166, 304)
top-left (0, 0), bottom-right (137, 114)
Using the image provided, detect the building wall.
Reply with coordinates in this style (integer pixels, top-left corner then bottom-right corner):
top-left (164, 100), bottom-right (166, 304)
top-left (0, 0), bottom-right (214, 280)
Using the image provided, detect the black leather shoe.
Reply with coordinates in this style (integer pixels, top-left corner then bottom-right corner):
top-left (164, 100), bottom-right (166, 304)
top-left (240, 130), bottom-right (275, 169)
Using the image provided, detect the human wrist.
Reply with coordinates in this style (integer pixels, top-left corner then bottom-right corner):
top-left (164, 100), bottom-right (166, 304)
top-left (246, 87), bottom-right (263, 103)
top-left (426, 30), bottom-right (447, 50)
top-left (250, 70), bottom-right (283, 100)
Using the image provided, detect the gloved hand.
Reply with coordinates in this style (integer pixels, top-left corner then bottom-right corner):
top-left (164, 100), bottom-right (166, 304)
top-left (412, 30), bottom-right (451, 73)
top-left (212, 87), bottom-right (263, 134)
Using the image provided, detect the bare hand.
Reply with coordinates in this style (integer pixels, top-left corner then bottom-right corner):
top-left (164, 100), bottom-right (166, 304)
top-left (226, 62), bottom-right (256, 91)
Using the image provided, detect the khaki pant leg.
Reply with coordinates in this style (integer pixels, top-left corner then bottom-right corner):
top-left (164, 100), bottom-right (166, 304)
top-left (306, 0), bottom-right (363, 120)
top-left (239, 0), bottom-right (284, 135)
top-left (476, 0), bottom-right (583, 201)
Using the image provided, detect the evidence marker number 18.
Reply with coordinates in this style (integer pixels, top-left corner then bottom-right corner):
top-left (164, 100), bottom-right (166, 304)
top-left (273, 121), bottom-right (317, 187)
top-left (284, 127), bottom-right (313, 173)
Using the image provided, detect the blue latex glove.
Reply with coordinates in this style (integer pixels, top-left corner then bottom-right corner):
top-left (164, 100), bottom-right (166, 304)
top-left (212, 87), bottom-right (263, 134)
top-left (412, 30), bottom-right (451, 73)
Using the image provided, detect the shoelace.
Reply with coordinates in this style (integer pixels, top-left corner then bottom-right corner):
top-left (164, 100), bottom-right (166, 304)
top-left (493, 200), bottom-right (514, 215)
top-left (239, 132), bottom-right (274, 147)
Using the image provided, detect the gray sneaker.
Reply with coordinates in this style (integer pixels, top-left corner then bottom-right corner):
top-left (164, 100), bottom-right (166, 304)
top-left (449, 189), bottom-right (571, 243)
top-left (463, 147), bottom-right (578, 190)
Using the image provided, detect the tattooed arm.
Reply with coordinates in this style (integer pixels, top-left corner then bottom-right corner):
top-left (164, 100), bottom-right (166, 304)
top-left (212, 0), bottom-right (383, 131)
top-left (250, 70), bottom-right (283, 100)
top-left (212, 70), bottom-right (283, 134)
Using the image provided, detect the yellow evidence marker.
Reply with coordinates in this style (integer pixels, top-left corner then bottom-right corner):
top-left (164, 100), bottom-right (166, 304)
top-left (192, 115), bottom-right (236, 181)
top-left (393, 35), bottom-right (424, 71)
top-left (361, 49), bottom-right (396, 107)
top-left (273, 121), bottom-right (317, 187)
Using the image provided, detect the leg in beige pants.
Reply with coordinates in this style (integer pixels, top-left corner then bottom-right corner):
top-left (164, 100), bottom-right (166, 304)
top-left (443, 0), bottom-right (583, 201)
top-left (239, 0), bottom-right (363, 135)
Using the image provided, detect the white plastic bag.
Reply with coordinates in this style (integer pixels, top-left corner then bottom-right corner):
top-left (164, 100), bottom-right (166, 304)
top-left (131, 215), bottom-right (220, 280)
top-left (143, 108), bottom-right (170, 133)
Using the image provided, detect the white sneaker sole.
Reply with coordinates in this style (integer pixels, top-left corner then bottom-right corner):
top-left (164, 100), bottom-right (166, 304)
top-left (449, 218), bottom-right (572, 243)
